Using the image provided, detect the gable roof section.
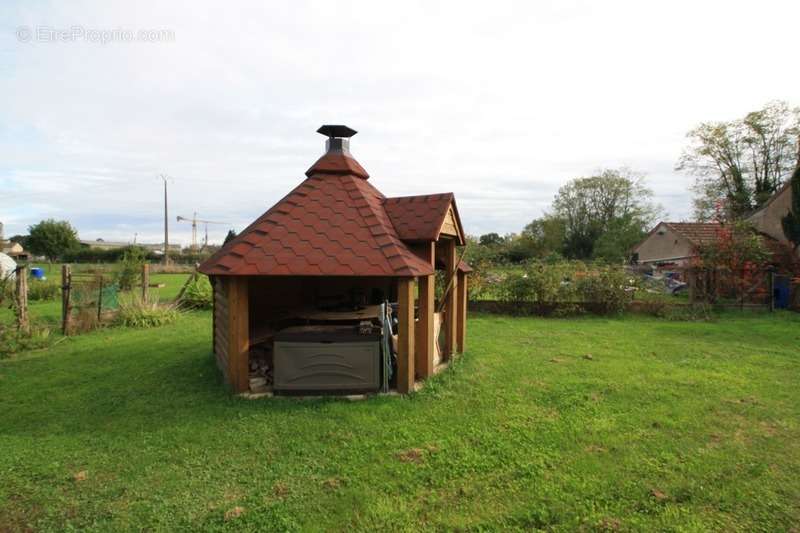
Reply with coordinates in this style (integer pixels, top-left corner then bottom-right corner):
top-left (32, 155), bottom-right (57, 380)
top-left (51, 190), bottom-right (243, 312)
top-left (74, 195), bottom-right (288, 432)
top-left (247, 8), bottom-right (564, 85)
top-left (199, 164), bottom-right (434, 277)
top-left (663, 222), bottom-right (721, 246)
top-left (384, 193), bottom-right (465, 244)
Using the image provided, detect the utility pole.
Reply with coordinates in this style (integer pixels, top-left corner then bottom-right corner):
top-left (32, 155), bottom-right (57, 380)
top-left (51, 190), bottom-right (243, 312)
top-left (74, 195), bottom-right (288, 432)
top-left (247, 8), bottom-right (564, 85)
top-left (158, 174), bottom-right (171, 265)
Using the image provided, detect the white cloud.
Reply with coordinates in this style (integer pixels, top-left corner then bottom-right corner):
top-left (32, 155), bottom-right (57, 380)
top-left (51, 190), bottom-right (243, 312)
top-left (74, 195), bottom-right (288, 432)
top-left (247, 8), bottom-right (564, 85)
top-left (1, 0), bottom-right (798, 243)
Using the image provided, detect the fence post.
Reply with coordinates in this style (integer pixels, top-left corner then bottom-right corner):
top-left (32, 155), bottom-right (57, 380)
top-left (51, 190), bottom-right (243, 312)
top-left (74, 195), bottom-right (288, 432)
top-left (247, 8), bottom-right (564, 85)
top-left (15, 265), bottom-right (29, 334)
top-left (141, 263), bottom-right (150, 302)
top-left (97, 275), bottom-right (104, 321)
top-left (62, 265), bottom-right (72, 335)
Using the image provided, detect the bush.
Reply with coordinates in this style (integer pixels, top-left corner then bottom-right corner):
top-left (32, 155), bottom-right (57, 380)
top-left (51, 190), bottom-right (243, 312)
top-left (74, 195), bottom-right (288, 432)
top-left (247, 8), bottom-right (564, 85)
top-left (0, 323), bottom-right (52, 359)
top-left (27, 279), bottom-right (60, 301)
top-left (179, 275), bottom-right (212, 309)
top-left (116, 294), bottom-right (180, 328)
top-left (116, 247), bottom-right (146, 291)
top-left (493, 261), bottom-right (636, 314)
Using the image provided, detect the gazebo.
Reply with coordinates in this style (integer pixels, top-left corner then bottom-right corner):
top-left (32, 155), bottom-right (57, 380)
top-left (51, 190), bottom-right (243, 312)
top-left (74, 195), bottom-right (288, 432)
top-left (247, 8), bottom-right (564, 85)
top-left (199, 125), bottom-right (469, 394)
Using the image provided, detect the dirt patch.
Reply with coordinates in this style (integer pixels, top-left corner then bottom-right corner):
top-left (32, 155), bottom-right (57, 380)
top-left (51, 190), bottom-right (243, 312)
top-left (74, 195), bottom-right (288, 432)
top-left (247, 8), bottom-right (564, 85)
top-left (322, 478), bottom-right (342, 490)
top-left (272, 482), bottom-right (289, 498)
top-left (596, 517), bottom-right (621, 531)
top-left (650, 488), bottom-right (669, 502)
top-left (224, 506), bottom-right (244, 521)
top-left (397, 448), bottom-right (426, 464)
top-left (72, 471), bottom-right (87, 482)
top-left (585, 444), bottom-right (607, 453)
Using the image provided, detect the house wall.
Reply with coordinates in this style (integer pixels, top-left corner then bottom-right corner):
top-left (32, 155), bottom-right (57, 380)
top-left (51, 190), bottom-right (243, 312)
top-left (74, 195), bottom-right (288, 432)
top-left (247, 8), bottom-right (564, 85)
top-left (748, 184), bottom-right (791, 242)
top-left (633, 224), bottom-right (694, 264)
top-left (212, 277), bottom-right (230, 382)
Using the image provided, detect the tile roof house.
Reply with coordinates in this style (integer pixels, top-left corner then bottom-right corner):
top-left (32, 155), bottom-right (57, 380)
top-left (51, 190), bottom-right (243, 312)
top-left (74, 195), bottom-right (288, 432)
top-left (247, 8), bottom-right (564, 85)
top-left (199, 125), bottom-right (469, 395)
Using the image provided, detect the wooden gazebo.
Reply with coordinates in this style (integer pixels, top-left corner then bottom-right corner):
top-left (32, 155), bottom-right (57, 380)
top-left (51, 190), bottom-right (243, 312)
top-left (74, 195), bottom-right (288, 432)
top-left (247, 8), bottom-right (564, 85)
top-left (199, 125), bottom-right (469, 394)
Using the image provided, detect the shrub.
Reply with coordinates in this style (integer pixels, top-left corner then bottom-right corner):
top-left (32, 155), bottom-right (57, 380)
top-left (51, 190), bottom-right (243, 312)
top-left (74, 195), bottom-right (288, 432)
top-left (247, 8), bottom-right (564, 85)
top-left (576, 266), bottom-right (635, 314)
top-left (116, 247), bottom-right (146, 290)
top-left (27, 279), bottom-right (61, 301)
top-left (179, 275), bottom-right (212, 309)
top-left (116, 294), bottom-right (180, 328)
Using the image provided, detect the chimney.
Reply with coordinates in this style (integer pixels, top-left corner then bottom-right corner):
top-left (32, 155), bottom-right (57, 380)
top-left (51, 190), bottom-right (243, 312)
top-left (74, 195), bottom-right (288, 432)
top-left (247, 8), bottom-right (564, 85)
top-left (317, 125), bottom-right (357, 154)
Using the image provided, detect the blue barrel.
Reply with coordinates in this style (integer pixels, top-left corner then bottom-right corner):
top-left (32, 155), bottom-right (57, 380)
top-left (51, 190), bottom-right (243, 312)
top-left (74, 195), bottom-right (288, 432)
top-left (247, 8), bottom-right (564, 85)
top-left (30, 267), bottom-right (44, 279)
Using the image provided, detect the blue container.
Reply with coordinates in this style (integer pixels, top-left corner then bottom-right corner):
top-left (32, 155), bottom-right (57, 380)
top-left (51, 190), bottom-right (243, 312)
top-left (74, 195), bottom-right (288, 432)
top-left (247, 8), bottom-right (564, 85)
top-left (30, 267), bottom-right (45, 279)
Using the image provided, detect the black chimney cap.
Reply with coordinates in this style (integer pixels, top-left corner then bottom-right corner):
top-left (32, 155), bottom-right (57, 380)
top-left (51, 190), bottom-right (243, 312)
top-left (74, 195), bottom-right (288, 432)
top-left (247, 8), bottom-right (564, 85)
top-left (317, 125), bottom-right (357, 138)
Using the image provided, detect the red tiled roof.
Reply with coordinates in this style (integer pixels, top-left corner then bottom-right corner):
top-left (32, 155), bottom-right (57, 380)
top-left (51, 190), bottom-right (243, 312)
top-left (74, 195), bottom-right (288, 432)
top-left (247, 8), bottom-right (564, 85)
top-left (384, 193), bottom-right (459, 243)
top-left (199, 151), bottom-right (435, 277)
top-left (664, 222), bottom-right (721, 245)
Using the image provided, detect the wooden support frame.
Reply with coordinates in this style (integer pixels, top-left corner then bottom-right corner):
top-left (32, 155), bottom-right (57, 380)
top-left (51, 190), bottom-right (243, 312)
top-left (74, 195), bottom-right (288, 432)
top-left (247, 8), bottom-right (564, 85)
top-left (456, 270), bottom-right (467, 353)
top-left (415, 242), bottom-right (435, 380)
top-left (227, 277), bottom-right (250, 393)
top-left (443, 238), bottom-right (457, 360)
top-left (396, 277), bottom-right (416, 393)
top-left (15, 265), bottom-right (29, 334)
top-left (141, 263), bottom-right (150, 302)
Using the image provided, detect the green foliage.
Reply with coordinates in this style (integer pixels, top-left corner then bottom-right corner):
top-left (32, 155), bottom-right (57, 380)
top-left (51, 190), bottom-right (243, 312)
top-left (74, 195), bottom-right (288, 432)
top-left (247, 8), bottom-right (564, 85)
top-left (116, 247), bottom-right (147, 290)
top-left (781, 166), bottom-right (800, 250)
top-left (27, 279), bottom-right (60, 301)
top-left (115, 294), bottom-right (179, 328)
top-left (179, 274), bottom-right (213, 309)
top-left (26, 219), bottom-right (80, 261)
top-left (494, 261), bottom-right (635, 314)
top-left (478, 232), bottom-right (504, 246)
top-left (552, 168), bottom-right (661, 260)
top-left (223, 229), bottom-right (238, 245)
top-left (678, 100), bottom-right (800, 220)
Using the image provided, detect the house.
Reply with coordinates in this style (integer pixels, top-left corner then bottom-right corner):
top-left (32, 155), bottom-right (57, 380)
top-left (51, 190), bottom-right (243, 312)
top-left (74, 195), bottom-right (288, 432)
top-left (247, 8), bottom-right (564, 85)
top-left (632, 222), bottom-right (720, 266)
top-left (2, 241), bottom-right (29, 261)
top-left (199, 125), bottom-right (470, 395)
top-left (634, 181), bottom-right (797, 266)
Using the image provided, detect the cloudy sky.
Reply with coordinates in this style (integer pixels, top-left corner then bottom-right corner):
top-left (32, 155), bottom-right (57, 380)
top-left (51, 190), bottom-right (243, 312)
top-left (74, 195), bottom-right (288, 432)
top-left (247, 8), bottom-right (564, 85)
top-left (1, 1), bottom-right (798, 247)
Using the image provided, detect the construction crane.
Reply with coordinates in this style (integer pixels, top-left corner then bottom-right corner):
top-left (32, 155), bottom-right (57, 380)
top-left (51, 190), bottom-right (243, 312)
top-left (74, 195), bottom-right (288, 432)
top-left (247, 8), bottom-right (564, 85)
top-left (176, 212), bottom-right (227, 250)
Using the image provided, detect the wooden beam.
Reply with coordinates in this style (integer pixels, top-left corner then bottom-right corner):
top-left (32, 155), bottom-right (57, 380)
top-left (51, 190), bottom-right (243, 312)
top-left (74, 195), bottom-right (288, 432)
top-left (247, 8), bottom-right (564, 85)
top-left (227, 276), bottom-right (250, 393)
top-left (443, 238), bottom-right (457, 359)
top-left (396, 277), bottom-right (416, 393)
top-left (414, 243), bottom-right (435, 380)
top-left (416, 273), bottom-right (435, 379)
top-left (141, 263), bottom-right (149, 302)
top-left (456, 270), bottom-right (467, 353)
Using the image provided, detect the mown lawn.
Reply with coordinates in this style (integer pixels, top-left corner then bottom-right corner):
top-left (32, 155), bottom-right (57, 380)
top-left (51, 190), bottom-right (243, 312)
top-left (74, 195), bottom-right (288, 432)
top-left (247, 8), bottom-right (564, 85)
top-left (1, 311), bottom-right (799, 531)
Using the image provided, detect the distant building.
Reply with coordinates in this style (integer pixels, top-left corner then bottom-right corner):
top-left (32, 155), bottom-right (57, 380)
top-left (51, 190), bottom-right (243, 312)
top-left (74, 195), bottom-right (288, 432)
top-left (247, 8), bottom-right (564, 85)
top-left (79, 238), bottom-right (181, 253)
top-left (2, 241), bottom-right (29, 261)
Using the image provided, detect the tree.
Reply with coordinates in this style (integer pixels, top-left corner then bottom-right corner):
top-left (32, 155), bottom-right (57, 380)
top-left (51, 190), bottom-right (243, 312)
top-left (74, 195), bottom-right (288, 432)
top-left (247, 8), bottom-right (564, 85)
top-left (27, 219), bottom-right (80, 261)
top-left (521, 216), bottom-right (566, 258)
top-left (781, 165), bottom-right (800, 253)
top-left (551, 168), bottom-right (661, 260)
top-left (678, 101), bottom-right (800, 220)
top-left (592, 214), bottom-right (648, 263)
top-left (223, 229), bottom-right (237, 245)
top-left (478, 233), bottom-right (504, 246)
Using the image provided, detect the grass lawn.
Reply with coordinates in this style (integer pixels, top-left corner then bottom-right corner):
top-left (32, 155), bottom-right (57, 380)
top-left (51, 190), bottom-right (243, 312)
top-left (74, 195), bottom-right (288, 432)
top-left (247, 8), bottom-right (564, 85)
top-left (1, 312), bottom-right (799, 531)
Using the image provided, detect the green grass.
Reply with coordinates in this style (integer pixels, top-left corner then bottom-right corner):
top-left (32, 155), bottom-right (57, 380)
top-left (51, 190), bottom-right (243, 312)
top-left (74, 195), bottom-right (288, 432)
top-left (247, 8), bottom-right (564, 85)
top-left (1, 312), bottom-right (799, 531)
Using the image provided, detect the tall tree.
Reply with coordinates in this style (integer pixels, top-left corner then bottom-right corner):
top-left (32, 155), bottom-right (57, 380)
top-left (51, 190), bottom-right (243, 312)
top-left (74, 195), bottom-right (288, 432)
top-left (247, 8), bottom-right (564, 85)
top-left (223, 229), bottom-right (237, 245)
top-left (678, 101), bottom-right (800, 220)
top-left (27, 219), bottom-right (80, 262)
top-left (551, 168), bottom-right (661, 260)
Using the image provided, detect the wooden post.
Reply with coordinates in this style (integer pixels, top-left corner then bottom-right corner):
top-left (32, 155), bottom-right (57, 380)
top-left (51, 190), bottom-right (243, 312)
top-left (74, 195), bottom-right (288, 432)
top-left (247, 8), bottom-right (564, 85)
top-left (397, 277), bottom-right (416, 394)
top-left (61, 265), bottom-right (72, 335)
top-left (227, 276), bottom-right (250, 393)
top-left (97, 275), bottom-right (104, 321)
top-left (415, 242), bottom-right (435, 380)
top-left (141, 263), bottom-right (150, 302)
top-left (456, 270), bottom-right (467, 353)
top-left (443, 239), bottom-right (457, 360)
top-left (15, 266), bottom-right (29, 334)
top-left (768, 269), bottom-right (775, 312)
